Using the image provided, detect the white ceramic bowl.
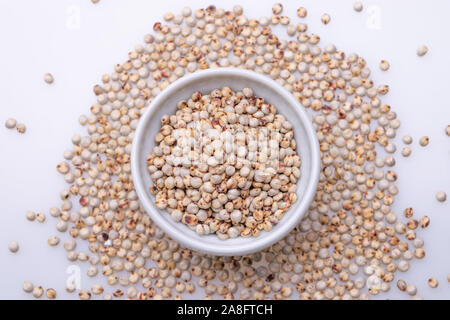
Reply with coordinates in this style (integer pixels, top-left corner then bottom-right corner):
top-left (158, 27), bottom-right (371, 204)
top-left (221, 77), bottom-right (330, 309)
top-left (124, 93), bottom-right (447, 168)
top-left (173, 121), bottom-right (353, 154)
top-left (132, 68), bottom-right (320, 256)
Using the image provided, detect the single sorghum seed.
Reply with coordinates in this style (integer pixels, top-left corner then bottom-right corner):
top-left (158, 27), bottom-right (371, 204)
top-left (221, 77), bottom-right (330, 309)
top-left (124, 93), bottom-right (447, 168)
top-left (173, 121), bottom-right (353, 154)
top-left (380, 60), bottom-right (390, 71)
top-left (23, 281), bottom-right (34, 293)
top-left (353, 1), bottom-right (363, 12)
top-left (44, 73), bottom-right (54, 84)
top-left (297, 7), bottom-right (307, 18)
top-left (321, 14), bottom-right (331, 25)
top-left (5, 118), bottom-right (17, 129)
top-left (8, 241), bottom-right (19, 253)
top-left (233, 5), bottom-right (243, 16)
top-left (79, 290), bottom-right (92, 300)
top-left (401, 147), bottom-right (411, 157)
top-left (46, 288), bottom-right (57, 299)
top-left (181, 6), bottom-right (191, 17)
top-left (419, 136), bottom-right (429, 146)
top-left (415, 248), bottom-right (426, 259)
top-left (163, 12), bottom-right (174, 21)
top-left (436, 191), bottom-right (447, 202)
top-left (16, 123), bottom-right (26, 134)
top-left (36, 213), bottom-right (46, 223)
top-left (33, 286), bottom-right (44, 298)
top-left (406, 284), bottom-right (417, 296)
top-left (428, 277), bottom-right (438, 288)
top-left (407, 219), bottom-right (419, 230)
top-left (25, 210), bottom-right (36, 221)
top-left (48, 236), bottom-right (60, 247)
top-left (402, 135), bottom-right (413, 145)
top-left (417, 45), bottom-right (428, 57)
top-left (419, 216), bottom-right (430, 228)
top-left (446, 125), bottom-right (450, 136)
top-left (272, 3), bottom-right (283, 15)
top-left (92, 284), bottom-right (104, 295)
top-left (404, 207), bottom-right (414, 218)
top-left (397, 280), bottom-right (407, 291)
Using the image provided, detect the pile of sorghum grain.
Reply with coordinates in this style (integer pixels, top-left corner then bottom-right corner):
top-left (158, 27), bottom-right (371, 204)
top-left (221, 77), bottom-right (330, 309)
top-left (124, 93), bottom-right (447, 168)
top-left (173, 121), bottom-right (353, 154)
top-left (21, 4), bottom-right (437, 300)
top-left (147, 88), bottom-right (301, 239)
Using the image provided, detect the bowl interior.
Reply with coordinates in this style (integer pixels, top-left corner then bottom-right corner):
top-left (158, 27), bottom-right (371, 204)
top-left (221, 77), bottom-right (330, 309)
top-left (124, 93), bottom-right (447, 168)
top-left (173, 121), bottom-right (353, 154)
top-left (132, 68), bottom-right (319, 256)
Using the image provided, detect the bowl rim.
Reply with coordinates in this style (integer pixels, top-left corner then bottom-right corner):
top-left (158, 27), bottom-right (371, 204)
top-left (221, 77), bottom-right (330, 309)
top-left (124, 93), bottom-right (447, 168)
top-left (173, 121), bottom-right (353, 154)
top-left (131, 68), bottom-right (320, 256)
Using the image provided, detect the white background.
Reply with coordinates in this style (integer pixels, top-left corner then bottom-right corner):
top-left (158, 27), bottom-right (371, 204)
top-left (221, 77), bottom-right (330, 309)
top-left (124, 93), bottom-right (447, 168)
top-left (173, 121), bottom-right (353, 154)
top-left (0, 0), bottom-right (449, 300)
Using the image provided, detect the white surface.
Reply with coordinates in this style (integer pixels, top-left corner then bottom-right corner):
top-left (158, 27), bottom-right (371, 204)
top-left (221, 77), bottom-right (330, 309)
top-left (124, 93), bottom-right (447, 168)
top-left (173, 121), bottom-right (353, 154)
top-left (0, 0), bottom-right (449, 300)
top-left (132, 68), bottom-right (320, 256)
